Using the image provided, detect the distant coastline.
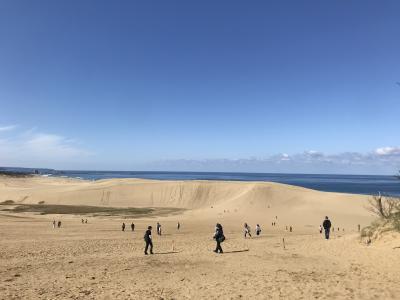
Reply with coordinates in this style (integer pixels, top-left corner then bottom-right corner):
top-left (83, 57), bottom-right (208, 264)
top-left (1, 167), bottom-right (399, 196)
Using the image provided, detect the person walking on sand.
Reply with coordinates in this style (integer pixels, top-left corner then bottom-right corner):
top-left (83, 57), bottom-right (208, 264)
top-left (144, 226), bottom-right (153, 255)
top-left (131, 222), bottom-right (135, 232)
top-left (57, 221), bottom-right (61, 228)
top-left (323, 216), bottom-right (332, 240)
top-left (122, 222), bottom-right (126, 232)
top-left (213, 223), bottom-right (225, 253)
top-left (255, 224), bottom-right (261, 236)
top-left (52, 220), bottom-right (56, 229)
top-left (177, 222), bottom-right (180, 230)
top-left (156, 222), bottom-right (162, 235)
top-left (244, 223), bottom-right (252, 238)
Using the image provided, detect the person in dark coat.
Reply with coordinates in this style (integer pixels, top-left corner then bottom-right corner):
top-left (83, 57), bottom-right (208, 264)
top-left (131, 223), bottom-right (135, 232)
top-left (322, 216), bottom-right (332, 240)
top-left (144, 226), bottom-right (153, 255)
top-left (213, 223), bottom-right (225, 253)
top-left (122, 222), bottom-right (126, 232)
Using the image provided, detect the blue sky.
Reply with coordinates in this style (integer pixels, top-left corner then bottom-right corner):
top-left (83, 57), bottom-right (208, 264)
top-left (0, 1), bottom-right (399, 174)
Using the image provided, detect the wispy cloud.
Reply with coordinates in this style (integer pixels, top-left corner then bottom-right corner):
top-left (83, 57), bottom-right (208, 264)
top-left (146, 147), bottom-right (400, 175)
top-left (0, 128), bottom-right (92, 168)
top-left (0, 125), bottom-right (17, 132)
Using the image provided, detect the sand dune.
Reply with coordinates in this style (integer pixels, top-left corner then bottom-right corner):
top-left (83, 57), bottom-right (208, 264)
top-left (1, 176), bottom-right (399, 299)
top-left (0, 176), bottom-right (373, 231)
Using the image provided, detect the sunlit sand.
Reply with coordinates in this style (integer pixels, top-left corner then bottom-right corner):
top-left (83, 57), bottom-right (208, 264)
top-left (1, 176), bottom-right (399, 299)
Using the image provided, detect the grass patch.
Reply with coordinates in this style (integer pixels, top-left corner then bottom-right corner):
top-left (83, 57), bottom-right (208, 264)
top-left (0, 200), bottom-right (15, 205)
top-left (0, 203), bottom-right (184, 218)
top-left (0, 171), bottom-right (33, 178)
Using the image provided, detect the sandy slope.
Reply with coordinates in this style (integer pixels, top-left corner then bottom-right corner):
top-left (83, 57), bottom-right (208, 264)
top-left (1, 176), bottom-right (399, 299)
top-left (0, 176), bottom-right (373, 230)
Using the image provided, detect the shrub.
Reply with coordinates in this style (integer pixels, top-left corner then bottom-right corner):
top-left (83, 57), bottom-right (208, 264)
top-left (0, 200), bottom-right (15, 205)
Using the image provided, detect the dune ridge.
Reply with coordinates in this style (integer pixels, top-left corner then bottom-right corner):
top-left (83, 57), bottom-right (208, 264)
top-left (0, 176), bottom-right (373, 228)
top-left (1, 176), bottom-right (400, 299)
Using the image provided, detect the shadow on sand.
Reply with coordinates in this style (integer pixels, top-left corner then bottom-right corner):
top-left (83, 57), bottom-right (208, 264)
top-left (154, 251), bottom-right (180, 255)
top-left (222, 249), bottom-right (249, 254)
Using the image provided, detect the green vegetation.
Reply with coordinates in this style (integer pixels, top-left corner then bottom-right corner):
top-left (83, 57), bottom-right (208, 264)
top-left (0, 200), bottom-right (15, 205)
top-left (0, 203), bottom-right (184, 218)
top-left (0, 171), bottom-right (33, 177)
top-left (362, 195), bottom-right (400, 240)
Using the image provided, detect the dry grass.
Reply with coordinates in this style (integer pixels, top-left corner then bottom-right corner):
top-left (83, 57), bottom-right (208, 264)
top-left (0, 204), bottom-right (184, 218)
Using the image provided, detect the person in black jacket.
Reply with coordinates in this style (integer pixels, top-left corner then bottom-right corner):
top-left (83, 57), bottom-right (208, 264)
top-left (144, 226), bottom-right (153, 255)
top-left (322, 216), bottom-right (332, 240)
top-left (213, 223), bottom-right (225, 253)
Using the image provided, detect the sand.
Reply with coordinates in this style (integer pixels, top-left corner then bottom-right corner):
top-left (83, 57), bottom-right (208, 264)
top-left (0, 176), bottom-right (399, 299)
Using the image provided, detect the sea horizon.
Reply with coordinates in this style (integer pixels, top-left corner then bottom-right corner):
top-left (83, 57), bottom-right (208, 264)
top-left (2, 167), bottom-right (399, 197)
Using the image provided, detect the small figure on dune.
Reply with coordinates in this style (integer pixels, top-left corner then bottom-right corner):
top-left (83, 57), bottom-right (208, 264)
top-left (144, 225), bottom-right (153, 255)
top-left (156, 222), bottom-right (162, 235)
top-left (57, 221), bottom-right (62, 228)
top-left (255, 224), bottom-right (261, 236)
top-left (244, 223), bottom-right (252, 238)
top-left (122, 222), bottom-right (126, 232)
top-left (85, 219), bottom-right (88, 224)
top-left (213, 223), bottom-right (225, 254)
top-left (81, 219), bottom-right (84, 224)
top-left (52, 220), bottom-right (56, 229)
top-left (289, 226), bottom-right (293, 232)
top-left (177, 222), bottom-right (180, 230)
top-left (319, 225), bottom-right (322, 234)
top-left (323, 216), bottom-right (332, 240)
top-left (131, 222), bottom-right (135, 232)
top-left (358, 224), bottom-right (361, 232)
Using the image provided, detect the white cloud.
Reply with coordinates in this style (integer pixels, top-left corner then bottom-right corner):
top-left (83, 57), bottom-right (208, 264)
top-left (0, 128), bottom-right (92, 168)
top-left (146, 147), bottom-right (400, 174)
top-left (375, 147), bottom-right (400, 156)
top-left (0, 125), bottom-right (16, 132)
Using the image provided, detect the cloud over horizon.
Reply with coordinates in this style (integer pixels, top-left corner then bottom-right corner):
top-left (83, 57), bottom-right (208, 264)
top-left (0, 125), bottom-right (399, 174)
top-left (146, 149), bottom-right (400, 175)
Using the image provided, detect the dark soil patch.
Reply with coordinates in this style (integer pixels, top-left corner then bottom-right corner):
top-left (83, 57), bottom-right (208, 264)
top-left (0, 203), bottom-right (184, 218)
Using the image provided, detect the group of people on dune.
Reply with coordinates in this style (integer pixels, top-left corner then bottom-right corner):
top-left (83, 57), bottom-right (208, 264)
top-left (53, 215), bottom-right (338, 255)
top-left (142, 216), bottom-right (338, 255)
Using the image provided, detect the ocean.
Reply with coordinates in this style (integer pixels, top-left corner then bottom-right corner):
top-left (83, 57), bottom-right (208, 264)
top-left (42, 170), bottom-right (400, 197)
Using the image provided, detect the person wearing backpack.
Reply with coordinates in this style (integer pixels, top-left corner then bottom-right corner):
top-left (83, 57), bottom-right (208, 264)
top-left (213, 223), bottom-right (225, 253)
